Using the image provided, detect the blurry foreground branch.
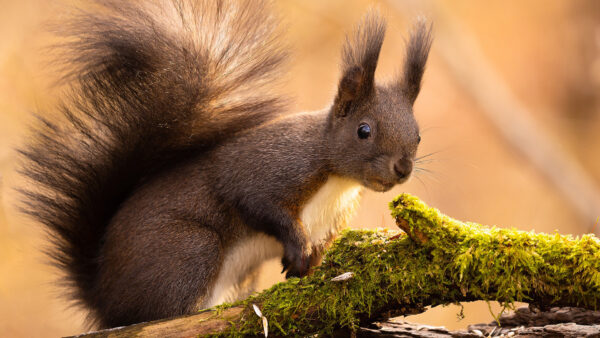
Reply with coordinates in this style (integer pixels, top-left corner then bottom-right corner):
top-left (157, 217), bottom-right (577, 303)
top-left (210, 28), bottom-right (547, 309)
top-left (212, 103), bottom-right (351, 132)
top-left (361, 307), bottom-right (600, 337)
top-left (77, 194), bottom-right (599, 337)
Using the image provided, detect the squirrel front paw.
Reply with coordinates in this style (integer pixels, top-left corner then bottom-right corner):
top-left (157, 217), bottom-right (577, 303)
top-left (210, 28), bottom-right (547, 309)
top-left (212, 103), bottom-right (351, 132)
top-left (281, 244), bottom-right (311, 278)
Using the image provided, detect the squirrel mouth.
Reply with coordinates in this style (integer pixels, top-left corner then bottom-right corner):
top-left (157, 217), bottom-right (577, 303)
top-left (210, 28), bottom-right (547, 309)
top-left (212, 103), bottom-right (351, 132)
top-left (367, 179), bottom-right (395, 192)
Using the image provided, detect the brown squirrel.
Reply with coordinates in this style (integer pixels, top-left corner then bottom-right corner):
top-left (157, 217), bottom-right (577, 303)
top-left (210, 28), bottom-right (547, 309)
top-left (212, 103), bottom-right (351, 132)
top-left (18, 0), bottom-right (431, 328)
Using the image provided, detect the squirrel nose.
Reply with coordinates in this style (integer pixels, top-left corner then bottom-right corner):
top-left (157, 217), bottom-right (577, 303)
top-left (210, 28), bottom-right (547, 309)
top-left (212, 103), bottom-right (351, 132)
top-left (393, 158), bottom-right (413, 179)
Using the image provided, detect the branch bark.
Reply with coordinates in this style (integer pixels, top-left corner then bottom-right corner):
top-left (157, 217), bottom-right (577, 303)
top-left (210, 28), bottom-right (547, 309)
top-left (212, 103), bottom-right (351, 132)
top-left (360, 307), bottom-right (600, 337)
top-left (74, 194), bottom-right (600, 337)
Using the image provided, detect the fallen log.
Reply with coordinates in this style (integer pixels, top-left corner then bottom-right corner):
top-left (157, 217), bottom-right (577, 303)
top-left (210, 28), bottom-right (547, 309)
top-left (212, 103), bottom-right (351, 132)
top-left (76, 194), bottom-right (600, 337)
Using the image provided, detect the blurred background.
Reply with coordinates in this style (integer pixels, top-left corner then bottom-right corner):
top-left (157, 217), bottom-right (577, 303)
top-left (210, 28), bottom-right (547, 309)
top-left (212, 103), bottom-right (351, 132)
top-left (1, 0), bottom-right (600, 336)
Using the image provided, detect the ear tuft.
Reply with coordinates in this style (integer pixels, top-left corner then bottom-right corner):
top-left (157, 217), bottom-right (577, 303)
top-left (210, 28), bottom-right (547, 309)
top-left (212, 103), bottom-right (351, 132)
top-left (334, 11), bottom-right (386, 117)
top-left (398, 18), bottom-right (433, 105)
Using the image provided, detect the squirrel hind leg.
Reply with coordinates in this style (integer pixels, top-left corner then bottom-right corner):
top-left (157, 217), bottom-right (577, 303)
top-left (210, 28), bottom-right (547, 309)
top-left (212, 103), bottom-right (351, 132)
top-left (95, 222), bottom-right (223, 328)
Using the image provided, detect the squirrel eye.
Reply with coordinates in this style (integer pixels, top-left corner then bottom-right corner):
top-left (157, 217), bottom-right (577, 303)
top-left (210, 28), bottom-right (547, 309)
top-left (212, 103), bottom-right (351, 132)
top-left (417, 135), bottom-right (421, 143)
top-left (357, 123), bottom-right (371, 139)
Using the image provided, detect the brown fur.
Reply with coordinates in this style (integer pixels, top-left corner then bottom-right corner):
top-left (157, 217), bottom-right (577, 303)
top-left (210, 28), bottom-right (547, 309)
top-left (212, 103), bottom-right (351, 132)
top-left (18, 0), bottom-right (432, 328)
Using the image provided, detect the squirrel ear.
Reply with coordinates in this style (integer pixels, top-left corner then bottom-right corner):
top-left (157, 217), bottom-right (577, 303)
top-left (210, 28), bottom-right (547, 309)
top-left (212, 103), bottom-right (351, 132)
top-left (396, 19), bottom-right (433, 105)
top-left (333, 11), bottom-right (386, 117)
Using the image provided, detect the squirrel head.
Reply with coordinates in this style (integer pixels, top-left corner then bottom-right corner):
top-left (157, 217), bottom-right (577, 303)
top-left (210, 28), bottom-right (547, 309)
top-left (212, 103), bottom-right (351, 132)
top-left (327, 13), bottom-right (432, 192)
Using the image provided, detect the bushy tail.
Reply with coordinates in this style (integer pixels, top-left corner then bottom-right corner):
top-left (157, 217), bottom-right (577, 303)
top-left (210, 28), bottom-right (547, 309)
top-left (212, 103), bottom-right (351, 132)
top-left (18, 0), bottom-right (287, 316)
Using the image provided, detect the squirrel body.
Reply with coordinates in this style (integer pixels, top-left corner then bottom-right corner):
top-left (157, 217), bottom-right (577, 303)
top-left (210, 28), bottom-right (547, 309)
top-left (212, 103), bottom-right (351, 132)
top-left (101, 110), bottom-right (363, 315)
top-left (19, 0), bottom-right (432, 328)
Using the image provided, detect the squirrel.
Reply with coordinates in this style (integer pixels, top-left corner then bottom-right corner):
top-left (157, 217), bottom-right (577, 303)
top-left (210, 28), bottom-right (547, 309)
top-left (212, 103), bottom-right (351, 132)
top-left (18, 0), bottom-right (432, 329)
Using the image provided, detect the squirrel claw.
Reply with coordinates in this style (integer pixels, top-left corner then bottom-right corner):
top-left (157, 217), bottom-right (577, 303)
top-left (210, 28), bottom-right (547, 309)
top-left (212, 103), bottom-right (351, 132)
top-left (282, 250), bottom-right (310, 278)
top-left (281, 256), bottom-right (290, 274)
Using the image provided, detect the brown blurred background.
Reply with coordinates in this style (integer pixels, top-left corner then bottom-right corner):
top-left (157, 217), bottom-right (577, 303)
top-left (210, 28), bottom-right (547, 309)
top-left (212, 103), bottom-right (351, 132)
top-left (1, 1), bottom-right (600, 336)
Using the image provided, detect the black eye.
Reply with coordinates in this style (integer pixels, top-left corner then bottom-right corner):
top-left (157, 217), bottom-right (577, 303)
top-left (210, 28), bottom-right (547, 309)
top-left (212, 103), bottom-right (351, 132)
top-left (357, 123), bottom-right (371, 139)
top-left (417, 135), bottom-right (421, 143)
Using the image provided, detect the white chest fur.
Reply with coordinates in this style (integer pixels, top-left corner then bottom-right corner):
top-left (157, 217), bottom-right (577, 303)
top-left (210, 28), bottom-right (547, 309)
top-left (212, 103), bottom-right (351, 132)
top-left (202, 175), bottom-right (363, 309)
top-left (300, 176), bottom-right (363, 247)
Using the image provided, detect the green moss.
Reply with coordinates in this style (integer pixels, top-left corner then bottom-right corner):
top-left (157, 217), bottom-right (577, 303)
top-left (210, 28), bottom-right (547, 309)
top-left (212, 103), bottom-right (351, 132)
top-left (390, 194), bottom-right (600, 308)
top-left (209, 194), bottom-right (600, 337)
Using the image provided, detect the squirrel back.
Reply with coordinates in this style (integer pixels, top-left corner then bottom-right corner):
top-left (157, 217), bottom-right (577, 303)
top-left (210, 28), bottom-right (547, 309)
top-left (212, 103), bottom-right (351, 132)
top-left (19, 0), bottom-right (287, 322)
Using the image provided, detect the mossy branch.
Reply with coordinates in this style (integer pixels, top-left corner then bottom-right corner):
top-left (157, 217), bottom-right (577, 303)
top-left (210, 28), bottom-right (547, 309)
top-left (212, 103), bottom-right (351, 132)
top-left (78, 194), bottom-right (600, 337)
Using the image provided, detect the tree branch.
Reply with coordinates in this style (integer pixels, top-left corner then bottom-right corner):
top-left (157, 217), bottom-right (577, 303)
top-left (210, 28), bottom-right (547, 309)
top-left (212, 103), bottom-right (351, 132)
top-left (74, 194), bottom-right (600, 337)
top-left (360, 307), bottom-right (600, 337)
